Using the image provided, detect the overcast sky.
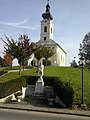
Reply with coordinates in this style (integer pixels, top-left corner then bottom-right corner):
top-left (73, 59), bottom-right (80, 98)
top-left (0, 0), bottom-right (90, 65)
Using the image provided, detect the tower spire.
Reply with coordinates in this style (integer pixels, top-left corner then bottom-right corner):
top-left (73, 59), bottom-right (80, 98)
top-left (47, 0), bottom-right (49, 4)
top-left (42, 0), bottom-right (53, 20)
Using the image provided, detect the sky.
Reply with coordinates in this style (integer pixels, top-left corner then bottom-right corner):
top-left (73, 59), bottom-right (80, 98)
top-left (0, 0), bottom-right (90, 66)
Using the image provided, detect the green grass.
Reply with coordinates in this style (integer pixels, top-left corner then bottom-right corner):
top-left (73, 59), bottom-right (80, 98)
top-left (45, 66), bottom-right (90, 105)
top-left (0, 66), bottom-right (90, 106)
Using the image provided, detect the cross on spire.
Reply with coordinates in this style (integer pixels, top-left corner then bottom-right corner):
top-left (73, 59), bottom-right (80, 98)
top-left (47, 0), bottom-right (49, 4)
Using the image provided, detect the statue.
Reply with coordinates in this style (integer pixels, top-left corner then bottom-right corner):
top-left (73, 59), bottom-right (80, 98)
top-left (38, 63), bottom-right (44, 80)
top-left (34, 62), bottom-right (44, 94)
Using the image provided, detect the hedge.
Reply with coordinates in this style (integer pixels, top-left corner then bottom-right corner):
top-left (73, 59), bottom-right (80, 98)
top-left (26, 76), bottom-right (74, 107)
top-left (26, 76), bottom-right (54, 86)
top-left (0, 75), bottom-right (74, 107)
top-left (53, 77), bottom-right (74, 107)
top-left (0, 76), bottom-right (26, 98)
top-left (0, 71), bottom-right (7, 76)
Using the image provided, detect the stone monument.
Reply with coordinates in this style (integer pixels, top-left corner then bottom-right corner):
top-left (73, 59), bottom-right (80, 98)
top-left (34, 63), bottom-right (44, 94)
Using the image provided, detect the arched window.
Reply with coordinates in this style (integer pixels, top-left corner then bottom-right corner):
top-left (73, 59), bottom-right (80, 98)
top-left (44, 37), bottom-right (46, 40)
top-left (61, 55), bottom-right (62, 61)
top-left (44, 26), bottom-right (47, 32)
top-left (51, 28), bottom-right (52, 33)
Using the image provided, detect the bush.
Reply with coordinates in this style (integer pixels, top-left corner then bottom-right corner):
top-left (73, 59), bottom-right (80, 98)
top-left (53, 77), bottom-right (74, 107)
top-left (0, 74), bottom-right (74, 108)
top-left (43, 59), bottom-right (51, 66)
top-left (70, 60), bottom-right (78, 68)
top-left (0, 71), bottom-right (7, 76)
top-left (24, 66), bottom-right (33, 69)
top-left (31, 59), bottom-right (36, 66)
top-left (26, 76), bottom-right (54, 86)
top-left (26, 76), bottom-right (74, 107)
top-left (0, 76), bottom-right (26, 98)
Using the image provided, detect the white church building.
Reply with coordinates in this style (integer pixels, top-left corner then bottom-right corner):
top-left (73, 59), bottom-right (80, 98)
top-left (37, 0), bottom-right (66, 66)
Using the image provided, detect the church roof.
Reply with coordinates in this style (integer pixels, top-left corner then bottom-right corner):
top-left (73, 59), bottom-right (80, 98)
top-left (36, 39), bottom-right (67, 54)
top-left (42, 0), bottom-right (53, 20)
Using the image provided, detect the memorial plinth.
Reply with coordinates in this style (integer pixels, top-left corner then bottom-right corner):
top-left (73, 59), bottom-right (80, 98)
top-left (34, 64), bottom-right (44, 95)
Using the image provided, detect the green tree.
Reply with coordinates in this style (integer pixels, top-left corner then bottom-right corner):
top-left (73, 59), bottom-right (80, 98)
top-left (2, 34), bottom-right (36, 74)
top-left (18, 34), bottom-right (36, 71)
top-left (79, 32), bottom-right (90, 66)
top-left (70, 57), bottom-right (78, 68)
top-left (34, 45), bottom-right (44, 66)
top-left (0, 56), bottom-right (7, 67)
top-left (1, 35), bottom-right (18, 69)
top-left (34, 45), bottom-right (54, 66)
top-left (43, 46), bottom-right (54, 66)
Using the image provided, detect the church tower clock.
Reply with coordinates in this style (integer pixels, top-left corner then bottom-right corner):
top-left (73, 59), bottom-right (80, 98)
top-left (40, 0), bottom-right (53, 42)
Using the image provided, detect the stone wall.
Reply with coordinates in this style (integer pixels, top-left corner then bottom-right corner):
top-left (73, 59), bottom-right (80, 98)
top-left (25, 85), bottom-right (54, 97)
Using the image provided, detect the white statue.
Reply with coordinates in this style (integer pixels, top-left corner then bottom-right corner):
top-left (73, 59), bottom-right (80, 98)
top-left (35, 62), bottom-right (44, 93)
top-left (38, 63), bottom-right (44, 79)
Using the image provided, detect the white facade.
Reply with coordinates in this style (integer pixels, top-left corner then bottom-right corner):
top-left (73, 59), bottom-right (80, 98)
top-left (48, 44), bottom-right (66, 66)
top-left (40, 19), bottom-right (53, 41)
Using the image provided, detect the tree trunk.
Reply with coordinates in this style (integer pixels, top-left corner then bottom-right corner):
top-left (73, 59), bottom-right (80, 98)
top-left (19, 62), bottom-right (22, 75)
top-left (10, 64), bottom-right (12, 70)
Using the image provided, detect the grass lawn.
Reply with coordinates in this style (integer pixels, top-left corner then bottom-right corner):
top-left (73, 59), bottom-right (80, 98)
top-left (0, 66), bottom-right (90, 106)
top-left (45, 66), bottom-right (90, 106)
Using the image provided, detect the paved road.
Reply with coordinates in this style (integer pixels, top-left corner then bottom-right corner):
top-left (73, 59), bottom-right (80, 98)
top-left (0, 109), bottom-right (90, 120)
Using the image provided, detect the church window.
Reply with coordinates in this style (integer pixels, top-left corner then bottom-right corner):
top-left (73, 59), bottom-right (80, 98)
top-left (63, 58), bottom-right (64, 63)
top-left (44, 37), bottom-right (46, 40)
top-left (44, 26), bottom-right (47, 32)
top-left (51, 28), bottom-right (52, 33)
top-left (61, 55), bottom-right (62, 61)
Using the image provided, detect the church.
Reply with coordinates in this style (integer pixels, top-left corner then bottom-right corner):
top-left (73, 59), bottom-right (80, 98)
top-left (37, 0), bottom-right (66, 66)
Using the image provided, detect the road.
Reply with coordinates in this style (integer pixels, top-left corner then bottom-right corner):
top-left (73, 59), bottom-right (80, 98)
top-left (0, 109), bottom-right (90, 120)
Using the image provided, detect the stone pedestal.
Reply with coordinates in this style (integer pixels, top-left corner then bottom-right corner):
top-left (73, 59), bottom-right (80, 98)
top-left (35, 78), bottom-right (44, 94)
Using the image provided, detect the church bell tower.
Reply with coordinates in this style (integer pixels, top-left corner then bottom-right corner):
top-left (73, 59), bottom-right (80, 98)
top-left (40, 0), bottom-right (53, 42)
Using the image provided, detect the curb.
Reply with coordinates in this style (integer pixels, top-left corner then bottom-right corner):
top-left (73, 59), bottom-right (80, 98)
top-left (0, 106), bottom-right (90, 117)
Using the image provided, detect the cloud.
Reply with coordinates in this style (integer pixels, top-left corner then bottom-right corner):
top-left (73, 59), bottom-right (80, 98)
top-left (16, 25), bottom-right (39, 30)
top-left (0, 18), bottom-right (28, 26)
top-left (0, 18), bottom-right (38, 30)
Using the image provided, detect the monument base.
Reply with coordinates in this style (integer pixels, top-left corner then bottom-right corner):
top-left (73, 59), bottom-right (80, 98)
top-left (34, 78), bottom-right (44, 94)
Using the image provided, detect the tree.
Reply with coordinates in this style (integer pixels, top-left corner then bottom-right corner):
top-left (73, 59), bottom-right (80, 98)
top-left (70, 57), bottom-right (78, 67)
top-left (34, 45), bottom-right (54, 66)
top-left (18, 34), bottom-right (36, 70)
top-left (79, 32), bottom-right (90, 66)
top-left (2, 34), bottom-right (36, 74)
top-left (34, 45), bottom-right (44, 65)
top-left (0, 56), bottom-right (7, 67)
top-left (43, 45), bottom-right (54, 66)
top-left (1, 35), bottom-right (18, 69)
top-left (3, 53), bottom-right (12, 69)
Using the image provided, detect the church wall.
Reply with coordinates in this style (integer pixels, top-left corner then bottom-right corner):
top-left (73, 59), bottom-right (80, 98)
top-left (56, 46), bottom-right (66, 66)
top-left (48, 45), bottom-right (57, 66)
top-left (48, 45), bottom-right (66, 66)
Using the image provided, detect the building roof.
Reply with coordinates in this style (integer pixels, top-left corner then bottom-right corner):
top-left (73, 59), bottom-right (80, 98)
top-left (36, 39), bottom-right (67, 54)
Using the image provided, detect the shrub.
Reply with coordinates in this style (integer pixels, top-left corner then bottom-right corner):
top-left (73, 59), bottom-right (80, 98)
top-left (24, 66), bottom-right (33, 69)
top-left (31, 59), bottom-right (36, 66)
top-left (53, 77), bottom-right (74, 107)
top-left (0, 74), bottom-right (74, 108)
top-left (0, 71), bottom-right (7, 76)
top-left (0, 76), bottom-right (26, 98)
top-left (43, 59), bottom-right (51, 66)
top-left (26, 76), bottom-right (54, 86)
top-left (26, 76), bottom-right (74, 107)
